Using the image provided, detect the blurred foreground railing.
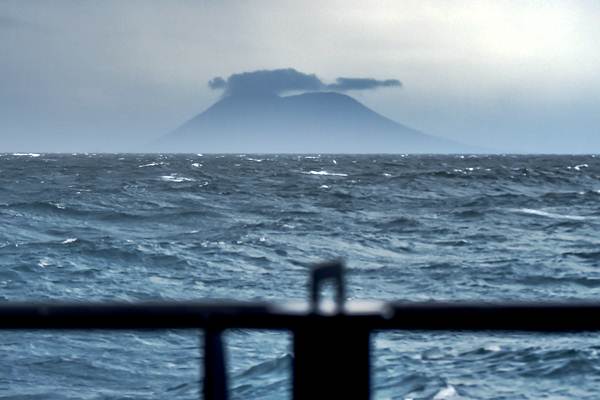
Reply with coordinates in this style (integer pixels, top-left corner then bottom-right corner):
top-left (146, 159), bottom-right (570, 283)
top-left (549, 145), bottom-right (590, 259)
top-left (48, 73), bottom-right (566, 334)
top-left (2, 261), bottom-right (600, 399)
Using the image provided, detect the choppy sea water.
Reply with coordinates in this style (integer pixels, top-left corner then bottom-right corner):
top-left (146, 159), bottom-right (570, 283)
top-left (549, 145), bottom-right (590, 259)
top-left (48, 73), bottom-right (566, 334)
top-left (1, 153), bottom-right (600, 399)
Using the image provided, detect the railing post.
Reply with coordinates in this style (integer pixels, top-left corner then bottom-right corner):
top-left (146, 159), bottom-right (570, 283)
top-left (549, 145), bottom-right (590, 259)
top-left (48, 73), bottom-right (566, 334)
top-left (293, 261), bottom-right (371, 400)
top-left (203, 328), bottom-right (228, 400)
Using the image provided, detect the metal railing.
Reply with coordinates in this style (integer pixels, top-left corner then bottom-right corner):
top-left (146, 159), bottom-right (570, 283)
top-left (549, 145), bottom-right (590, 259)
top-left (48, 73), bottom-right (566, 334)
top-left (2, 261), bottom-right (600, 399)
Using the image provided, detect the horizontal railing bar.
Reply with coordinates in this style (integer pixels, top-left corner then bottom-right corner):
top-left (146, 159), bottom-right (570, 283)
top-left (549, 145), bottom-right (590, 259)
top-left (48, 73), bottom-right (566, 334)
top-left (382, 303), bottom-right (600, 332)
top-left (0, 301), bottom-right (599, 331)
top-left (0, 302), bottom-right (277, 330)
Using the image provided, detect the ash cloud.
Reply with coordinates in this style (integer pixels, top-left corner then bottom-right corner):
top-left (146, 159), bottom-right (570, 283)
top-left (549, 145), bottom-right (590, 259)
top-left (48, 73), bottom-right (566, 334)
top-left (209, 68), bottom-right (401, 96)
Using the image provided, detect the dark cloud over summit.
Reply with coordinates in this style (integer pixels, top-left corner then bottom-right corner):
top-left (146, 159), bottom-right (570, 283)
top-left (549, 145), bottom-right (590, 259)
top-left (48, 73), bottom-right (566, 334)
top-left (209, 68), bottom-right (402, 96)
top-left (208, 77), bottom-right (227, 90)
top-left (209, 69), bottom-right (322, 96)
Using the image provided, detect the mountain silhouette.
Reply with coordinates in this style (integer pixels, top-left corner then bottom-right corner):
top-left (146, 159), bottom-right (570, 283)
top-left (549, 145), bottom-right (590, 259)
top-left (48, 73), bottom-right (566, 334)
top-left (158, 91), bottom-right (471, 153)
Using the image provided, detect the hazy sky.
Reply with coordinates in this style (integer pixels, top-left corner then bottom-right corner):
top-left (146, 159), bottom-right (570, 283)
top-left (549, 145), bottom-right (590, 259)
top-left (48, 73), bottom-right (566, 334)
top-left (1, 0), bottom-right (599, 152)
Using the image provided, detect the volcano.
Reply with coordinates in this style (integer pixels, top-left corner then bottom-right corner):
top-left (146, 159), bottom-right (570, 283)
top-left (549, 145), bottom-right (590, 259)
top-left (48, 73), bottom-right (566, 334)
top-left (158, 91), bottom-right (470, 153)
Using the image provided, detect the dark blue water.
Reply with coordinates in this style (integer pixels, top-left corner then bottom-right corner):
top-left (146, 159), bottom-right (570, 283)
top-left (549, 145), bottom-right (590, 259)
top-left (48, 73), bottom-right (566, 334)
top-left (1, 153), bottom-right (600, 399)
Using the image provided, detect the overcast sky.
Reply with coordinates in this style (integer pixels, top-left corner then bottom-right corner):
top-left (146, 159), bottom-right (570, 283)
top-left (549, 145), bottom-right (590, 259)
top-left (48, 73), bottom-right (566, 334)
top-left (1, 0), bottom-right (599, 152)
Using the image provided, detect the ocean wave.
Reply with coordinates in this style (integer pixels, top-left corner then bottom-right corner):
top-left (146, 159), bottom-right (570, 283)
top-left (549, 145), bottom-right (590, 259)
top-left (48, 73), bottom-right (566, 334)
top-left (518, 274), bottom-right (600, 288)
top-left (3, 201), bottom-right (71, 213)
top-left (451, 209), bottom-right (486, 219)
top-left (562, 251), bottom-right (600, 261)
top-left (160, 174), bottom-right (195, 182)
top-left (567, 164), bottom-right (589, 171)
top-left (3, 154), bottom-right (600, 400)
top-left (12, 153), bottom-right (41, 157)
top-left (433, 385), bottom-right (460, 400)
top-left (302, 170), bottom-right (348, 176)
top-left (138, 162), bottom-right (167, 168)
top-left (236, 353), bottom-right (292, 379)
top-left (511, 208), bottom-right (592, 221)
top-left (375, 217), bottom-right (421, 231)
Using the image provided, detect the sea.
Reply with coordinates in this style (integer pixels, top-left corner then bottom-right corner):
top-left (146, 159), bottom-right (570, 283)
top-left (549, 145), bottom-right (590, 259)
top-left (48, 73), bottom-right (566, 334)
top-left (1, 153), bottom-right (600, 399)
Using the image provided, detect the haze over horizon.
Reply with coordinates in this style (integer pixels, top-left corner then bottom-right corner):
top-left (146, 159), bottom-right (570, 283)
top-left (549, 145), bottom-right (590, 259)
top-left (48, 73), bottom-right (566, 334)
top-left (1, 1), bottom-right (599, 153)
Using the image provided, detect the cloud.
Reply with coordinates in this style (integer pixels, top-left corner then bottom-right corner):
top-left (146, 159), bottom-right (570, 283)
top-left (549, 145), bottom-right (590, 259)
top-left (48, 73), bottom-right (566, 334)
top-left (211, 68), bottom-right (323, 96)
top-left (209, 68), bottom-right (401, 96)
top-left (326, 77), bottom-right (401, 91)
top-left (208, 77), bottom-right (226, 90)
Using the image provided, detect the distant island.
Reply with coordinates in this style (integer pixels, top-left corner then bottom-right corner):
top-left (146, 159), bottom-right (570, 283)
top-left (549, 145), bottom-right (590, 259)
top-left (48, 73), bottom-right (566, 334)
top-left (156, 68), bottom-right (473, 153)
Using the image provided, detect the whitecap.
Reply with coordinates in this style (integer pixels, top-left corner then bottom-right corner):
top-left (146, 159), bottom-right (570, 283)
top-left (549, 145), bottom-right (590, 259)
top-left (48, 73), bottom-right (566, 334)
top-left (567, 164), bottom-right (589, 171)
top-left (320, 185), bottom-right (330, 189)
top-left (160, 174), bottom-right (195, 183)
top-left (38, 258), bottom-right (51, 268)
top-left (513, 208), bottom-right (590, 221)
top-left (433, 385), bottom-right (459, 400)
top-left (12, 153), bottom-right (40, 157)
top-left (246, 158), bottom-right (263, 162)
top-left (139, 162), bottom-right (159, 168)
top-left (383, 173), bottom-right (392, 177)
top-left (62, 238), bottom-right (78, 244)
top-left (484, 344), bottom-right (501, 352)
top-left (191, 163), bottom-right (202, 168)
top-left (304, 170), bottom-right (348, 177)
top-left (149, 276), bottom-right (177, 285)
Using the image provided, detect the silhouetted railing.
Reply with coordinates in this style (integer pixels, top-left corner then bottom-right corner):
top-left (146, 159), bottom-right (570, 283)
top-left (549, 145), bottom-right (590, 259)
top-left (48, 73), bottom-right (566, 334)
top-left (1, 261), bottom-right (600, 399)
